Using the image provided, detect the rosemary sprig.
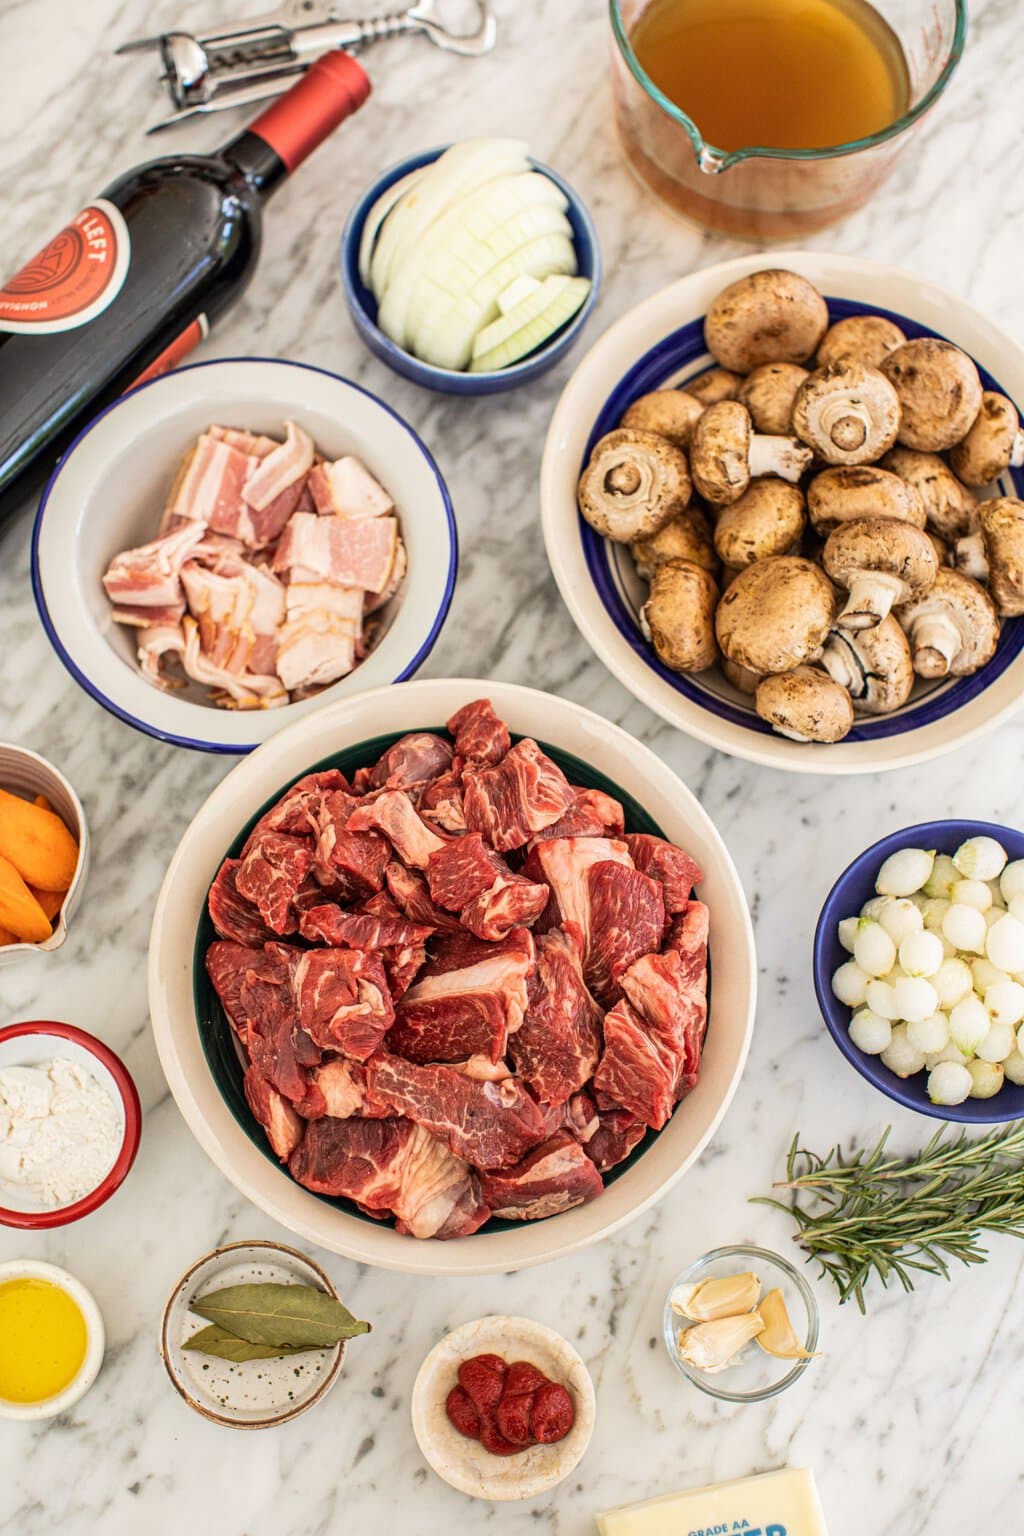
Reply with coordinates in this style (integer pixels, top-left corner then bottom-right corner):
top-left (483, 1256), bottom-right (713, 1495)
top-left (753, 1121), bottom-right (1024, 1312)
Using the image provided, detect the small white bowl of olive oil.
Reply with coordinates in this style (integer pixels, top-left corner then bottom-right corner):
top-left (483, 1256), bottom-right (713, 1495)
top-left (0, 1259), bottom-right (105, 1420)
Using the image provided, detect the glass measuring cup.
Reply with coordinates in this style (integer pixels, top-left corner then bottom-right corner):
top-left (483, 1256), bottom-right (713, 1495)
top-left (610, 0), bottom-right (967, 240)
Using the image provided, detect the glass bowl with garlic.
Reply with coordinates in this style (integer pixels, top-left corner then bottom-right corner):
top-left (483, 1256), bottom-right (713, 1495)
top-left (662, 1244), bottom-right (820, 1402)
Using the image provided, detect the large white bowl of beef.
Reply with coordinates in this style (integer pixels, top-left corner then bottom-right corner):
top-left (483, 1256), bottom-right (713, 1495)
top-left (148, 679), bottom-right (756, 1275)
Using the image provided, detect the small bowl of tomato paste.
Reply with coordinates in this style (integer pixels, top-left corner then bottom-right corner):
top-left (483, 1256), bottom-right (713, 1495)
top-left (411, 1314), bottom-right (595, 1501)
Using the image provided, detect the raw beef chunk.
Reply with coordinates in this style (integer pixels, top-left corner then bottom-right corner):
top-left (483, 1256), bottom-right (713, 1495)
top-left (447, 699), bottom-right (511, 765)
top-left (420, 771), bottom-right (467, 832)
top-left (592, 997), bottom-right (678, 1130)
top-left (208, 858), bottom-right (275, 946)
top-left (244, 1066), bottom-right (303, 1161)
top-left (289, 1116), bottom-right (490, 1239)
top-left (426, 834), bottom-right (549, 941)
top-left (274, 943), bottom-right (394, 1060)
top-left (480, 1132), bottom-right (604, 1220)
top-left (347, 789), bottom-right (446, 868)
top-left (365, 1056), bottom-right (546, 1170)
top-left (387, 928), bottom-right (535, 1063)
top-left (243, 769), bottom-right (349, 849)
top-left (299, 903), bottom-right (434, 950)
top-left (510, 925), bottom-right (602, 1106)
top-left (462, 738), bottom-right (575, 852)
top-left (664, 900), bottom-right (710, 1091)
top-left (385, 861), bottom-right (464, 933)
top-left (529, 788), bottom-right (626, 844)
top-left (235, 832), bottom-right (314, 934)
top-left (206, 939), bottom-right (257, 1041)
top-left (586, 1107), bottom-right (647, 1172)
top-left (625, 834), bottom-right (703, 914)
top-left (353, 731), bottom-right (453, 794)
top-left (234, 945), bottom-right (310, 1102)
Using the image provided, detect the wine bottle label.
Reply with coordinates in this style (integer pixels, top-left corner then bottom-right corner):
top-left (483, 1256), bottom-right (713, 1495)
top-left (129, 315), bottom-right (210, 390)
top-left (0, 199), bottom-right (130, 335)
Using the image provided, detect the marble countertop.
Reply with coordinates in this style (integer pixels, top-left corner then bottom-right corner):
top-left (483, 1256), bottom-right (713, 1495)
top-left (2, 1), bottom-right (1024, 1532)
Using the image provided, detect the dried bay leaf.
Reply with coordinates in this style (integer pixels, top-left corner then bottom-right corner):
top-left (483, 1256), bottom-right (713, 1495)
top-left (182, 1323), bottom-right (324, 1363)
top-left (190, 1282), bottom-right (371, 1348)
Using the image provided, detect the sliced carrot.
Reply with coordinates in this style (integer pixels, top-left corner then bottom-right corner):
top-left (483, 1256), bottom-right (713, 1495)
top-left (0, 923), bottom-right (19, 946)
top-left (33, 793), bottom-right (54, 813)
top-left (0, 787), bottom-right (78, 891)
top-left (0, 854), bottom-right (52, 942)
top-left (28, 885), bottom-right (63, 922)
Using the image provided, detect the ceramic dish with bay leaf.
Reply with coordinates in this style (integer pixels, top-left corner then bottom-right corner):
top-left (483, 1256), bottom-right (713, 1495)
top-left (159, 1239), bottom-right (368, 1428)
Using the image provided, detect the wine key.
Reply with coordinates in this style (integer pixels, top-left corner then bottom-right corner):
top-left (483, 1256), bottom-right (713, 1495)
top-left (119, 0), bottom-right (497, 132)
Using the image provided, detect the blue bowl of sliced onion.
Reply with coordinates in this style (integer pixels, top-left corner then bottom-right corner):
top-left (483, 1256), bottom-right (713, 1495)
top-left (340, 141), bottom-right (601, 394)
top-left (814, 820), bottom-right (1024, 1122)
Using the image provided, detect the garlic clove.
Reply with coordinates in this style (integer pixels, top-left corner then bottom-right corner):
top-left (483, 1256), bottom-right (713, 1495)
top-left (676, 1314), bottom-right (764, 1374)
top-left (753, 1289), bottom-right (818, 1361)
top-left (670, 1272), bottom-right (761, 1322)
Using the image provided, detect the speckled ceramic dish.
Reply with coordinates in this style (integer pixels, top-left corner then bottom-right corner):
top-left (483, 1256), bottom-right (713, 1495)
top-left (411, 1315), bottom-right (595, 1500)
top-left (159, 1240), bottom-right (347, 1429)
top-left (541, 252), bottom-right (1024, 775)
top-left (0, 745), bottom-right (88, 964)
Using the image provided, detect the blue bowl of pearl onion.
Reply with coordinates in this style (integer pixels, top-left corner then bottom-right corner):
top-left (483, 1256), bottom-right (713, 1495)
top-left (813, 821), bottom-right (1024, 1122)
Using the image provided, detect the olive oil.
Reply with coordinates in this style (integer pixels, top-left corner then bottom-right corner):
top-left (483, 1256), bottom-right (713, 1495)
top-left (0, 1277), bottom-right (88, 1403)
top-left (631, 0), bottom-right (910, 153)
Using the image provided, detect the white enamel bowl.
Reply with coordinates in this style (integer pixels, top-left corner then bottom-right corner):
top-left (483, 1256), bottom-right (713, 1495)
top-left (32, 358), bottom-right (457, 753)
top-left (541, 251), bottom-right (1024, 775)
top-left (148, 678), bottom-right (757, 1276)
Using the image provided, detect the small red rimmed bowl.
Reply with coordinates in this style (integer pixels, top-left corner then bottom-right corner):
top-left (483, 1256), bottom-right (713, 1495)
top-left (0, 1022), bottom-right (141, 1228)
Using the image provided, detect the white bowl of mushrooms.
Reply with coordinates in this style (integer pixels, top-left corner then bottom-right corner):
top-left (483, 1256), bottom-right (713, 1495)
top-left (540, 253), bottom-right (1024, 774)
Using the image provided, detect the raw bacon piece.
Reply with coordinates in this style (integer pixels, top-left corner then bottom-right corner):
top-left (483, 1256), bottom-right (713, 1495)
top-left (530, 789), bottom-right (626, 845)
top-left (272, 511), bottom-right (398, 593)
top-left (244, 1066), bottom-right (304, 1161)
top-left (388, 929), bottom-right (535, 1063)
top-left (299, 903), bottom-right (434, 950)
top-left (137, 621), bottom-right (186, 690)
top-left (347, 790), bottom-right (446, 870)
top-left (273, 943), bottom-right (393, 1060)
top-left (208, 425), bottom-right (279, 458)
top-left (625, 834), bottom-right (703, 914)
top-left (479, 1132), bottom-right (603, 1220)
top-left (289, 1117), bottom-right (490, 1240)
top-left (208, 858), bottom-right (275, 947)
top-left (447, 700), bottom-right (511, 766)
top-left (510, 925), bottom-right (602, 1106)
top-left (166, 433), bottom-right (261, 540)
top-left (355, 732), bottom-right (454, 794)
top-left (236, 833), bottom-right (314, 934)
top-left (276, 610), bottom-right (356, 691)
top-left (365, 1056), bottom-right (546, 1171)
top-left (180, 559), bottom-right (286, 675)
top-left (462, 739), bottom-right (575, 852)
top-left (243, 420), bottom-right (314, 511)
top-left (111, 599), bottom-right (185, 628)
top-left (364, 537), bottom-right (407, 614)
top-left (102, 521), bottom-right (206, 608)
top-left (181, 617), bottom-right (287, 709)
top-left (308, 456), bottom-right (394, 517)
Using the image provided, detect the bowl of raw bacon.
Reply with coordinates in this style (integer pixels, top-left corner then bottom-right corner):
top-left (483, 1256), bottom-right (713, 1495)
top-left (148, 679), bottom-right (756, 1275)
top-left (31, 358), bottom-right (456, 753)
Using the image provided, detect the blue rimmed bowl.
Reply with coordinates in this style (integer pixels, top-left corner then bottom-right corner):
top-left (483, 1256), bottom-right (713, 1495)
top-left (814, 819), bottom-right (1024, 1122)
top-left (540, 252), bottom-right (1024, 776)
top-left (340, 146), bottom-right (601, 395)
top-left (32, 358), bottom-right (457, 754)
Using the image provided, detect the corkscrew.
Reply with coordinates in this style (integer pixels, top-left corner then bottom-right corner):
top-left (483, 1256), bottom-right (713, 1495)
top-left (118, 0), bottom-right (497, 132)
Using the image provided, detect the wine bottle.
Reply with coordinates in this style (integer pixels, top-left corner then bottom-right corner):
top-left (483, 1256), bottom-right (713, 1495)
top-left (0, 52), bottom-right (371, 529)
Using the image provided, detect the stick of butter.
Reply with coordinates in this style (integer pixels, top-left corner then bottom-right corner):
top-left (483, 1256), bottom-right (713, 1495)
top-left (597, 1467), bottom-right (828, 1536)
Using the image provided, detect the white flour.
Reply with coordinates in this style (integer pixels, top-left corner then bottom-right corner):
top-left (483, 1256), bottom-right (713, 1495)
top-left (0, 1058), bottom-right (122, 1207)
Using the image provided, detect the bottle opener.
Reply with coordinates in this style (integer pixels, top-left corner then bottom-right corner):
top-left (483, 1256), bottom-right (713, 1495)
top-left (118, 0), bottom-right (497, 132)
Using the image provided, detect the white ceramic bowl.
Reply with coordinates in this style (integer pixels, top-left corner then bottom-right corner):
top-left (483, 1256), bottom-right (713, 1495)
top-left (32, 358), bottom-right (457, 753)
top-left (411, 1315), bottom-right (595, 1500)
top-left (541, 252), bottom-right (1024, 775)
top-left (159, 1240), bottom-right (348, 1429)
top-left (148, 678), bottom-right (756, 1276)
top-left (0, 1259), bottom-right (105, 1421)
top-left (0, 745), bottom-right (88, 965)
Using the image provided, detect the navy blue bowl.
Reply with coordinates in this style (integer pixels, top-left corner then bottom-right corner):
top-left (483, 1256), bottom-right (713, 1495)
top-left (814, 820), bottom-right (1024, 1123)
top-left (340, 146), bottom-right (601, 395)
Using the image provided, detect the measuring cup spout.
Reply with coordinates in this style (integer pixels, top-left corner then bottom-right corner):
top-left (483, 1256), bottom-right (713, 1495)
top-left (696, 143), bottom-right (728, 175)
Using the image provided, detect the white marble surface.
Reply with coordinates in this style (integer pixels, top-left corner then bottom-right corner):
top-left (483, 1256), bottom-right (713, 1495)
top-left (2, 1), bottom-right (1024, 1532)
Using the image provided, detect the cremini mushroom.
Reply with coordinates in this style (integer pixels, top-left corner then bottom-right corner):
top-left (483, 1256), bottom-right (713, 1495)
top-left (755, 666), bottom-right (854, 743)
top-left (713, 480), bottom-right (806, 569)
top-left (577, 427), bottom-right (691, 543)
top-left (736, 363), bottom-right (809, 435)
top-left (821, 616), bottom-right (914, 713)
top-left (823, 516), bottom-right (939, 630)
top-left (807, 465), bottom-right (926, 535)
top-left (954, 497), bottom-right (1024, 616)
top-left (896, 568), bottom-right (1000, 678)
top-left (881, 339), bottom-right (984, 452)
top-left (721, 655), bottom-right (762, 695)
top-left (682, 368), bottom-right (743, 407)
top-left (792, 362), bottom-right (900, 466)
top-left (640, 560), bottom-right (719, 672)
top-left (621, 389), bottom-right (705, 448)
top-left (689, 400), bottom-right (813, 507)
top-left (816, 314), bottom-right (907, 371)
top-left (704, 270), bottom-right (829, 373)
top-left (880, 447), bottom-right (977, 541)
top-left (631, 504), bottom-right (718, 579)
top-left (948, 392), bottom-right (1024, 486)
top-left (925, 529), bottom-right (951, 568)
top-left (715, 555), bottom-right (836, 674)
